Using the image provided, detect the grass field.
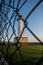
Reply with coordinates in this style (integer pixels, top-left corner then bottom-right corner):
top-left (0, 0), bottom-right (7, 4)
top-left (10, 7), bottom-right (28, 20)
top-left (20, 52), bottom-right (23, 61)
top-left (0, 45), bottom-right (43, 65)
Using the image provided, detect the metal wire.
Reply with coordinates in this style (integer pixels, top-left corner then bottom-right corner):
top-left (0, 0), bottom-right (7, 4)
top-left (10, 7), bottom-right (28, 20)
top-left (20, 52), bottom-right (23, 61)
top-left (0, 0), bottom-right (43, 65)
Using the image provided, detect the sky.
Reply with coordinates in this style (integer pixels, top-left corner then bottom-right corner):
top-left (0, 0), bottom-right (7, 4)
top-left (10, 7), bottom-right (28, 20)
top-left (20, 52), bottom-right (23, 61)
top-left (2, 0), bottom-right (43, 42)
top-left (14, 0), bottom-right (43, 42)
top-left (22, 0), bottom-right (43, 42)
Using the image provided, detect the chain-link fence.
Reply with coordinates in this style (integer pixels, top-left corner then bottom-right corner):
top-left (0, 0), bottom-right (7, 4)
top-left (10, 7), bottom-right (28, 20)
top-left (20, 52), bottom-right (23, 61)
top-left (0, 0), bottom-right (43, 65)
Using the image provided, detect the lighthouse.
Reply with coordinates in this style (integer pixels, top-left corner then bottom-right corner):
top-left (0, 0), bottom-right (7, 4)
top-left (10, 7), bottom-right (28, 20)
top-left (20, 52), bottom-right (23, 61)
top-left (14, 15), bottom-right (28, 45)
top-left (17, 15), bottom-right (23, 37)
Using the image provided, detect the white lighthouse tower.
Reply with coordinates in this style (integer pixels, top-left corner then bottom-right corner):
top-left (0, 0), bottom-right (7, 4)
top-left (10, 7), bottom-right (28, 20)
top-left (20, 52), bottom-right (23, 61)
top-left (14, 15), bottom-right (28, 45)
top-left (17, 15), bottom-right (23, 37)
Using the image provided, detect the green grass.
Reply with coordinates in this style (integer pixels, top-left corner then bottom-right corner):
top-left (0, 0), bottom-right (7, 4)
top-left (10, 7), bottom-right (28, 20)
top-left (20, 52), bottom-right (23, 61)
top-left (0, 45), bottom-right (43, 65)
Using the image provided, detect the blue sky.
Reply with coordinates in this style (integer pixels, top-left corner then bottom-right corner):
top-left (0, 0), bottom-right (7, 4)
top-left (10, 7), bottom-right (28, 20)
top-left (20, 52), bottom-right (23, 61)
top-left (6, 0), bottom-right (43, 42)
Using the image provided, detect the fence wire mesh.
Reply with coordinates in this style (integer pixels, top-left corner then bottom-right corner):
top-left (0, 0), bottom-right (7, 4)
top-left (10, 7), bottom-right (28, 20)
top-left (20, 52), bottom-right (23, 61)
top-left (0, 0), bottom-right (43, 65)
